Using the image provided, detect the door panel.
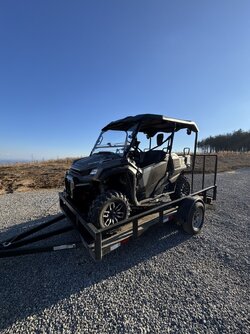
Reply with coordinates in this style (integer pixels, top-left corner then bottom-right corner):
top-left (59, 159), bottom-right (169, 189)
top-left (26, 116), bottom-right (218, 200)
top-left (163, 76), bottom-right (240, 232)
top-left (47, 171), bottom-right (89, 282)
top-left (140, 161), bottom-right (168, 198)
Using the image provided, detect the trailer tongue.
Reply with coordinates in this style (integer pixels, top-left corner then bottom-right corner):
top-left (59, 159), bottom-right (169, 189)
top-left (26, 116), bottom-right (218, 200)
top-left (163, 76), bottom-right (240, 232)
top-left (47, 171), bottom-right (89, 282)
top-left (0, 213), bottom-right (83, 258)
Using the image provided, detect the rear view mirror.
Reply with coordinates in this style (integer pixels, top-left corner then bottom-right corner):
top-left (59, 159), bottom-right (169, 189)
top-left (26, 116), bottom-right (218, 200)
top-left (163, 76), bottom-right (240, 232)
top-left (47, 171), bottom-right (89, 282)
top-left (183, 147), bottom-right (190, 155)
top-left (157, 133), bottom-right (164, 146)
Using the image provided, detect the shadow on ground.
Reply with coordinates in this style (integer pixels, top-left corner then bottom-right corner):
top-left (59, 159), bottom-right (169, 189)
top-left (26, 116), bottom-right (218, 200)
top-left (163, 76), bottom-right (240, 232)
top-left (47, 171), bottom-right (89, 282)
top-left (0, 215), bottom-right (191, 331)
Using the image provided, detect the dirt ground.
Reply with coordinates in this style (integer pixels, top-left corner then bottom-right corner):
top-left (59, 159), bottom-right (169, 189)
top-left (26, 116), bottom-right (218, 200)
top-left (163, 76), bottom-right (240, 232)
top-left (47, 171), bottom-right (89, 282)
top-left (0, 152), bottom-right (249, 195)
top-left (0, 158), bottom-right (74, 195)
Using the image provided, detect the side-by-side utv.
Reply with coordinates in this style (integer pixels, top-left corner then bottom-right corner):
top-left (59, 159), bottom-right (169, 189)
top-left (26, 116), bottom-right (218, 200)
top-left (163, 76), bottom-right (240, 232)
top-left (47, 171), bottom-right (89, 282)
top-left (65, 114), bottom-right (198, 228)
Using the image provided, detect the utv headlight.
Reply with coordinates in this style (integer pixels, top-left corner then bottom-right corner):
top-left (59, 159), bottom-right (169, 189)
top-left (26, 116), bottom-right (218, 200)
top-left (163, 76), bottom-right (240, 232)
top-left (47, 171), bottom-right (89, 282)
top-left (90, 168), bottom-right (98, 175)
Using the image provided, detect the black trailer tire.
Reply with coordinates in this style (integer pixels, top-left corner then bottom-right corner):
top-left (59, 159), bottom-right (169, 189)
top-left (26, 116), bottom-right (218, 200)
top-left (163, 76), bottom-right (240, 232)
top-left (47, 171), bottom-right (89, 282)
top-left (170, 175), bottom-right (190, 201)
top-left (178, 197), bottom-right (205, 235)
top-left (88, 191), bottom-right (131, 229)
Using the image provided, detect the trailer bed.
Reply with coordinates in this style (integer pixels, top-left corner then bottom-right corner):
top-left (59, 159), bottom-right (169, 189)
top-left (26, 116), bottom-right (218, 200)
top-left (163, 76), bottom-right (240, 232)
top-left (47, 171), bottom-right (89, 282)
top-left (59, 186), bottom-right (215, 260)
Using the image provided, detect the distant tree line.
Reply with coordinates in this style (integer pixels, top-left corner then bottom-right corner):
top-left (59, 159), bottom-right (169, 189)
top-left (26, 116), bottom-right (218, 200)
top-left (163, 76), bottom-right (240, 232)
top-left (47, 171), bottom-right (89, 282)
top-left (198, 129), bottom-right (250, 152)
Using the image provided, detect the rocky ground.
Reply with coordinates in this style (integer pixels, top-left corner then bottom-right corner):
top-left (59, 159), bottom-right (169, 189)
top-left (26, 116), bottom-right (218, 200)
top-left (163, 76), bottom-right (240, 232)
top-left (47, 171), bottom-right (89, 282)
top-left (0, 168), bottom-right (249, 333)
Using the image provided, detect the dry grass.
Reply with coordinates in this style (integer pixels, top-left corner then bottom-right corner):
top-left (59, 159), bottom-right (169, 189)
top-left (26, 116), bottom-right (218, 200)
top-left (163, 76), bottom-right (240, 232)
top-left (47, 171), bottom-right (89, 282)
top-left (194, 151), bottom-right (250, 173)
top-left (0, 152), bottom-right (249, 195)
top-left (217, 151), bottom-right (250, 171)
top-left (0, 158), bottom-right (76, 195)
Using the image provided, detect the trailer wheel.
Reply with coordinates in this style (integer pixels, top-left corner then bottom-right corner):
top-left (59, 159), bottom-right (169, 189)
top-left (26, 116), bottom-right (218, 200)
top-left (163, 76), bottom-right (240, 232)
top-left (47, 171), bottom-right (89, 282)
top-left (170, 175), bottom-right (190, 201)
top-left (178, 197), bottom-right (205, 235)
top-left (88, 191), bottom-right (131, 229)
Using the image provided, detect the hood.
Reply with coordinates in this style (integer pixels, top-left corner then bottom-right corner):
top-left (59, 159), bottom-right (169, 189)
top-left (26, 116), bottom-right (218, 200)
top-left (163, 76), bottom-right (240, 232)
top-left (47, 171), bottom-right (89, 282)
top-left (70, 153), bottom-right (121, 173)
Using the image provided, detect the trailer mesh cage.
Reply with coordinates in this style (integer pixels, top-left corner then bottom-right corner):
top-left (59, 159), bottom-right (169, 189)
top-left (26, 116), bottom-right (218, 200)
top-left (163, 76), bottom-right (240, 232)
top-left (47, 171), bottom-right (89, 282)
top-left (188, 154), bottom-right (218, 199)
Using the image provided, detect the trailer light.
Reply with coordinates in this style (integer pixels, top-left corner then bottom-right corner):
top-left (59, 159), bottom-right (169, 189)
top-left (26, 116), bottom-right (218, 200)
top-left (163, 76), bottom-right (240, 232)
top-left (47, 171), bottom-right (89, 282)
top-left (164, 215), bottom-right (174, 223)
top-left (121, 237), bottom-right (130, 244)
top-left (110, 243), bottom-right (121, 251)
top-left (90, 168), bottom-right (98, 175)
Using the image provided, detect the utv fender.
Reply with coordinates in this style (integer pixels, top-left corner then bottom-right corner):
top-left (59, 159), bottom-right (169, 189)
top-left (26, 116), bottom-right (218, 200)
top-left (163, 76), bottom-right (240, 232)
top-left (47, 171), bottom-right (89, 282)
top-left (98, 167), bottom-right (139, 206)
top-left (98, 165), bottom-right (136, 182)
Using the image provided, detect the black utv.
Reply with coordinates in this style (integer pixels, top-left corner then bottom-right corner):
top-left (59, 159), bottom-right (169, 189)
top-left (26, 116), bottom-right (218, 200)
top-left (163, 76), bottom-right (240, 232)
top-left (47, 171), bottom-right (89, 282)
top-left (64, 114), bottom-right (198, 229)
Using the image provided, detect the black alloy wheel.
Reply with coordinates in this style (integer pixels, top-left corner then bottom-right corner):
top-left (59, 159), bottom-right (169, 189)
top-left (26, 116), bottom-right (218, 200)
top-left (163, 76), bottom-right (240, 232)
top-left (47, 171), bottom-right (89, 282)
top-left (88, 191), bottom-right (131, 229)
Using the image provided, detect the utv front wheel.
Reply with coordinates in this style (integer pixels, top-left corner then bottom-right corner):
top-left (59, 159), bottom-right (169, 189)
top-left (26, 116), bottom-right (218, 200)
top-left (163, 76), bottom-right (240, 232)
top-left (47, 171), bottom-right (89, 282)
top-left (88, 191), bottom-right (131, 229)
top-left (170, 175), bottom-right (190, 201)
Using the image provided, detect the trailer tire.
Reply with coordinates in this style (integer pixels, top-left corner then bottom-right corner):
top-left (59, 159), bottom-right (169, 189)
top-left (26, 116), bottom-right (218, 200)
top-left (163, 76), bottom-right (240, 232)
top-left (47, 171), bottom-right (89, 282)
top-left (178, 197), bottom-right (205, 235)
top-left (170, 175), bottom-right (190, 201)
top-left (88, 190), bottom-right (131, 229)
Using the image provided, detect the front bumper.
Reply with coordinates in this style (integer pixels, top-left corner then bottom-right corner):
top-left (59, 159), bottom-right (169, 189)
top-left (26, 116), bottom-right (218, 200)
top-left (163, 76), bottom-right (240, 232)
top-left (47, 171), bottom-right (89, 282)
top-left (65, 174), bottom-right (94, 199)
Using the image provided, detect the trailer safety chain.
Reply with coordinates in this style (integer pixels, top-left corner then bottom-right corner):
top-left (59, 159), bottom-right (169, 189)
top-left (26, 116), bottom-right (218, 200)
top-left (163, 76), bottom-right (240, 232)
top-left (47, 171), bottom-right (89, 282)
top-left (43, 198), bottom-right (60, 216)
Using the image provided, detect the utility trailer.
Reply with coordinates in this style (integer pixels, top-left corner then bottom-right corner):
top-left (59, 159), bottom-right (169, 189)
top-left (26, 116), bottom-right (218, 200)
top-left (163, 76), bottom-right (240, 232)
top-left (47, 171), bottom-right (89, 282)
top-left (0, 154), bottom-right (217, 260)
top-left (59, 165), bottom-right (217, 260)
top-left (0, 114), bottom-right (218, 260)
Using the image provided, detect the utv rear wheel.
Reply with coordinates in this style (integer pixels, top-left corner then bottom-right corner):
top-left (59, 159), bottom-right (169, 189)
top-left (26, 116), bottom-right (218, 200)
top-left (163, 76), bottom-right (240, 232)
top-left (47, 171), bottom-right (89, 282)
top-left (88, 191), bottom-right (131, 229)
top-left (170, 175), bottom-right (190, 201)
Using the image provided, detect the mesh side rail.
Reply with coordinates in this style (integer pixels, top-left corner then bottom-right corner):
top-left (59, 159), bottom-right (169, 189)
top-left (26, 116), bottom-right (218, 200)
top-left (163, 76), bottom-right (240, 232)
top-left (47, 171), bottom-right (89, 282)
top-left (185, 154), bottom-right (217, 194)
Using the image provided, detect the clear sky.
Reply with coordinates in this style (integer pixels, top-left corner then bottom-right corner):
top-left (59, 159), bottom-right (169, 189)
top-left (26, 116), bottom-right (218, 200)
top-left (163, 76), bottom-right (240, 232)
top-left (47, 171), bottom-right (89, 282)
top-left (0, 0), bottom-right (249, 160)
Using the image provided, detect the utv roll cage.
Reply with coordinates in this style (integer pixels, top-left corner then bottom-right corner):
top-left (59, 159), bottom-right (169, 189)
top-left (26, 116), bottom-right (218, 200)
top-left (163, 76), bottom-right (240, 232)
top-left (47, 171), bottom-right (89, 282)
top-left (92, 113), bottom-right (198, 150)
top-left (102, 114), bottom-right (199, 133)
top-left (103, 114), bottom-right (198, 153)
top-left (94, 114), bottom-right (199, 191)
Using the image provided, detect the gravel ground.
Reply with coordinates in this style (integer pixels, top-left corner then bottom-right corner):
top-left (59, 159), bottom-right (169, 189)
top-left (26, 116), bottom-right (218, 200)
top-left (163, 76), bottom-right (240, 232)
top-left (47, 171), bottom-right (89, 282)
top-left (0, 169), bottom-right (249, 333)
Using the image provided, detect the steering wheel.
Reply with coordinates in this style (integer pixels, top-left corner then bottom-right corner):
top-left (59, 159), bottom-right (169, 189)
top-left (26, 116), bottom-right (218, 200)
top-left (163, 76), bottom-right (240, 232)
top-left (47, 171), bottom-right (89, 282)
top-left (132, 139), bottom-right (142, 152)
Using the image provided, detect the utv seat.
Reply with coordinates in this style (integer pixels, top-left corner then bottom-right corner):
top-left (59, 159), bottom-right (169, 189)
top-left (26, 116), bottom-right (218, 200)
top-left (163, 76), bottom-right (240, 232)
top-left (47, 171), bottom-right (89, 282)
top-left (140, 150), bottom-right (167, 168)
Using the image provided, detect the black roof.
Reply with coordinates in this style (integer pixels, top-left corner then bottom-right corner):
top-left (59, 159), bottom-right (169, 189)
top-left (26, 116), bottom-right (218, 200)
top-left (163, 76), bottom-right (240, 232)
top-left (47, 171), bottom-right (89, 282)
top-left (102, 114), bottom-right (199, 135)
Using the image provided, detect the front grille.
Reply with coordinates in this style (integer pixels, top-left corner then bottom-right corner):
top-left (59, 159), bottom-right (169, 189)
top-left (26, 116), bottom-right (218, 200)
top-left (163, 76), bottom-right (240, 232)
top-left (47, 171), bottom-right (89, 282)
top-left (70, 168), bottom-right (90, 176)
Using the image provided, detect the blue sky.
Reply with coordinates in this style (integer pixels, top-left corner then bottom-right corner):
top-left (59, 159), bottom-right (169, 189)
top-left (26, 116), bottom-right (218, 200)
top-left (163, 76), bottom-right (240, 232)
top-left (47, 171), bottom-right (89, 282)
top-left (0, 0), bottom-right (249, 160)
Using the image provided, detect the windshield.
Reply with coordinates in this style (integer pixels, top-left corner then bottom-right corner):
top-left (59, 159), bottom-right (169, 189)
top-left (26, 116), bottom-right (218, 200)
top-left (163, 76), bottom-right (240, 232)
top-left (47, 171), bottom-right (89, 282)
top-left (91, 128), bottom-right (135, 156)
